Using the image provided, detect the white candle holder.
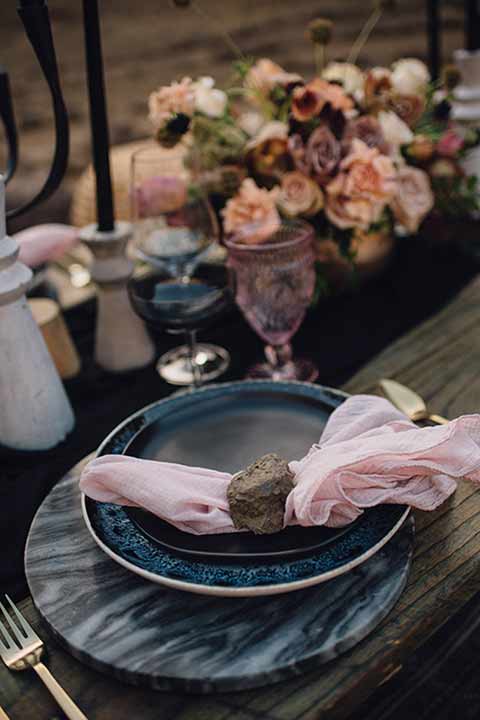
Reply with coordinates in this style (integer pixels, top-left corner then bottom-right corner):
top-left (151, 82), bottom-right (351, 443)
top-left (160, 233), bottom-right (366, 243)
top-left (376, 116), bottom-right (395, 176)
top-left (79, 221), bottom-right (155, 372)
top-left (452, 49), bottom-right (480, 193)
top-left (0, 180), bottom-right (75, 451)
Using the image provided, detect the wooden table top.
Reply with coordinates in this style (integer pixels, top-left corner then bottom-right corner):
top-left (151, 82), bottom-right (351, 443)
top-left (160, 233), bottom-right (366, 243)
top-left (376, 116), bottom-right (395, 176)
top-left (3, 275), bottom-right (480, 720)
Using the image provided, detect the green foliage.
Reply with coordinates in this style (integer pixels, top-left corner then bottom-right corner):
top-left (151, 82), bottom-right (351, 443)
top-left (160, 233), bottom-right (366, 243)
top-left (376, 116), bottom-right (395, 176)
top-left (188, 116), bottom-right (247, 170)
top-left (311, 263), bottom-right (330, 306)
top-left (432, 174), bottom-right (480, 219)
top-left (231, 57), bottom-right (256, 82)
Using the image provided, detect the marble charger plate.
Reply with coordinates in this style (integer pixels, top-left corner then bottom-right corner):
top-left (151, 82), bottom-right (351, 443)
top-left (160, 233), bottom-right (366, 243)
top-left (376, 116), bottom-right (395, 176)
top-left (82, 381), bottom-right (410, 598)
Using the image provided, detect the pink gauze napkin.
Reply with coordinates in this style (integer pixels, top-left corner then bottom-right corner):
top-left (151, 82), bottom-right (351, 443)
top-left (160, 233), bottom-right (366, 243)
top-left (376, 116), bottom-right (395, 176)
top-left (15, 224), bottom-right (79, 269)
top-left (79, 395), bottom-right (480, 535)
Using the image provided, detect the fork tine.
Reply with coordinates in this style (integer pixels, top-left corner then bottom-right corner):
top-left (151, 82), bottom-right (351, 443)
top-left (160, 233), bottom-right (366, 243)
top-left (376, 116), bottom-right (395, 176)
top-left (0, 601), bottom-right (25, 646)
top-left (0, 618), bottom-right (13, 654)
top-left (4, 595), bottom-right (37, 640)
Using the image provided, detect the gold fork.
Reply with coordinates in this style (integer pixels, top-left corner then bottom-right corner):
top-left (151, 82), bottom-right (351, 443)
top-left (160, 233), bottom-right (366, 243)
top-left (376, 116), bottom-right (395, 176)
top-left (0, 595), bottom-right (87, 720)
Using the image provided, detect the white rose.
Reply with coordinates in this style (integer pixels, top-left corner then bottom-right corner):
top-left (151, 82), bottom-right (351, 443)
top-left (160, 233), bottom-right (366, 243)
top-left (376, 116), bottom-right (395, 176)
top-left (322, 62), bottom-right (365, 95)
top-left (193, 76), bottom-right (227, 118)
top-left (378, 110), bottom-right (414, 149)
top-left (390, 59), bottom-right (430, 96)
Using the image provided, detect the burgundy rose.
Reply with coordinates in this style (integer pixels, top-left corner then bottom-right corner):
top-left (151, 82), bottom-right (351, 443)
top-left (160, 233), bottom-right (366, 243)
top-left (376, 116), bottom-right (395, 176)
top-left (343, 116), bottom-right (387, 153)
top-left (306, 125), bottom-right (341, 184)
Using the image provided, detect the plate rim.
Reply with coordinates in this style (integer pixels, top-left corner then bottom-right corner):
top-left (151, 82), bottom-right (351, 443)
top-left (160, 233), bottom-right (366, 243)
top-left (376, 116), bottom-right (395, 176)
top-left (81, 380), bottom-right (410, 597)
top-left (81, 494), bottom-right (410, 597)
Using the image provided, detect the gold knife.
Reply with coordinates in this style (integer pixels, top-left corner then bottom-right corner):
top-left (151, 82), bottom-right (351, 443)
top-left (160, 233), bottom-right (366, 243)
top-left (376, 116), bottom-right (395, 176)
top-left (0, 706), bottom-right (11, 720)
top-left (379, 379), bottom-right (449, 425)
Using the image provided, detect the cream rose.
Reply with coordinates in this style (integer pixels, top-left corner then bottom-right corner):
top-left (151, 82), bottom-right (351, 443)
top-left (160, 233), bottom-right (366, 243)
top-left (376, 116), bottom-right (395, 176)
top-left (193, 76), bottom-right (227, 118)
top-left (245, 121), bottom-right (288, 151)
top-left (237, 111), bottom-right (265, 137)
top-left (325, 139), bottom-right (396, 230)
top-left (322, 62), bottom-right (365, 96)
top-left (148, 77), bottom-right (195, 130)
top-left (378, 110), bottom-right (413, 150)
top-left (390, 58), bottom-right (430, 97)
top-left (390, 166), bottom-right (434, 233)
top-left (278, 171), bottom-right (324, 217)
top-left (222, 179), bottom-right (281, 244)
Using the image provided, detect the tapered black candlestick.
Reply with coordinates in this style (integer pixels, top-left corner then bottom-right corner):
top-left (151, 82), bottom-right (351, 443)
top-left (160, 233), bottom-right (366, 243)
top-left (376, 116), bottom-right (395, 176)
top-left (81, 0), bottom-right (115, 232)
top-left (466, 0), bottom-right (480, 51)
top-left (427, 0), bottom-right (441, 81)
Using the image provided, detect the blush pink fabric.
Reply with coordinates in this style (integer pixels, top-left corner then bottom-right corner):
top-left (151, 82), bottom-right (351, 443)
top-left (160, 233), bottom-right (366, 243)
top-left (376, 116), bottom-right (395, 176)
top-left (80, 395), bottom-right (480, 535)
top-left (15, 224), bottom-right (79, 268)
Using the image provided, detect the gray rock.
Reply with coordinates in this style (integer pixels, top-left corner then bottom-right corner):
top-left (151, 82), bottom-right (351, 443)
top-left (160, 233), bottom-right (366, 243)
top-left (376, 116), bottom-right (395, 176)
top-left (227, 453), bottom-right (294, 535)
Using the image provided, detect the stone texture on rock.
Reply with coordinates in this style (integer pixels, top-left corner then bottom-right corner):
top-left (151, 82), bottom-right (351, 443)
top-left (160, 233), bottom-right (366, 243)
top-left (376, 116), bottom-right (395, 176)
top-left (227, 453), bottom-right (294, 535)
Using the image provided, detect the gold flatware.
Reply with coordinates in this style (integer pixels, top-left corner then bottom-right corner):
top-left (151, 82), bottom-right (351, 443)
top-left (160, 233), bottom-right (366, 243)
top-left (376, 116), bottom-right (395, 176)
top-left (0, 706), bottom-right (11, 720)
top-left (0, 595), bottom-right (87, 720)
top-left (379, 378), bottom-right (449, 425)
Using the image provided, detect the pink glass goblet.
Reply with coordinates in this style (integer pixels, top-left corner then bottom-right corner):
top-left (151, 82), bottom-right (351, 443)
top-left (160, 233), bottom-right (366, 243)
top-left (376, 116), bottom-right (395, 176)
top-left (226, 220), bottom-right (318, 382)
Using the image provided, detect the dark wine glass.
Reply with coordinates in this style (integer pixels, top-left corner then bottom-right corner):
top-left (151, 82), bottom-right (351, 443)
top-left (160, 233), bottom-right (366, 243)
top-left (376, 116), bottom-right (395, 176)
top-left (128, 267), bottom-right (231, 387)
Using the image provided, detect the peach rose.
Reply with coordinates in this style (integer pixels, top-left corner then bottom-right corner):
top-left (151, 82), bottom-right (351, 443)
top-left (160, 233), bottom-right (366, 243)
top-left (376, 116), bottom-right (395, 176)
top-left (148, 77), bottom-right (195, 130)
top-left (222, 179), bottom-right (281, 244)
top-left (292, 78), bottom-right (353, 121)
top-left (245, 59), bottom-right (302, 95)
top-left (390, 166), bottom-right (434, 233)
top-left (407, 134), bottom-right (435, 162)
top-left (278, 171), bottom-right (324, 217)
top-left (325, 139), bottom-right (396, 230)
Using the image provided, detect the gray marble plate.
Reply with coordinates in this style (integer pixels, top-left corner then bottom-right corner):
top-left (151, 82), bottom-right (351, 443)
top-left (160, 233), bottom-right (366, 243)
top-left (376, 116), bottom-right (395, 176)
top-left (82, 381), bottom-right (410, 597)
top-left (25, 461), bottom-right (414, 692)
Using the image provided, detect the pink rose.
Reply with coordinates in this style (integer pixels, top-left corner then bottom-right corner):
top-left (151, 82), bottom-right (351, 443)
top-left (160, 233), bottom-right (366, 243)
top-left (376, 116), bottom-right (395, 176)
top-left (222, 179), bottom-right (281, 244)
top-left (437, 129), bottom-right (464, 157)
top-left (148, 77), bottom-right (195, 131)
top-left (390, 166), bottom-right (434, 233)
top-left (135, 175), bottom-right (188, 217)
top-left (278, 171), bottom-right (324, 217)
top-left (325, 139), bottom-right (396, 230)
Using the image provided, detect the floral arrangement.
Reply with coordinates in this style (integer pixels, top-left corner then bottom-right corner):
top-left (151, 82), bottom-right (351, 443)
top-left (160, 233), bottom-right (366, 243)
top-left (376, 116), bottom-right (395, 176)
top-left (147, 5), bottom-right (480, 279)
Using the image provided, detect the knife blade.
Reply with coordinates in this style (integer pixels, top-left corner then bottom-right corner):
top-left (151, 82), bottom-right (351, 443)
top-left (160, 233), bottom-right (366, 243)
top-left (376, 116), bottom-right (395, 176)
top-left (379, 379), bottom-right (448, 425)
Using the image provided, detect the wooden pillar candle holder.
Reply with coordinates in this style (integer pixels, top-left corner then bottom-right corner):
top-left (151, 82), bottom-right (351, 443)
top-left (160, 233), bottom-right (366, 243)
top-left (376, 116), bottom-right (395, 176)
top-left (0, 180), bottom-right (75, 450)
top-left (79, 221), bottom-right (155, 372)
top-left (29, 298), bottom-right (81, 380)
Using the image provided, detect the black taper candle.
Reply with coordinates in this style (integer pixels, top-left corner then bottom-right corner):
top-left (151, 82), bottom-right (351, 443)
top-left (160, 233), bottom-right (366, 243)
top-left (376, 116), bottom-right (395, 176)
top-left (81, 0), bottom-right (115, 232)
top-left (427, 0), bottom-right (441, 81)
top-left (466, 0), bottom-right (480, 52)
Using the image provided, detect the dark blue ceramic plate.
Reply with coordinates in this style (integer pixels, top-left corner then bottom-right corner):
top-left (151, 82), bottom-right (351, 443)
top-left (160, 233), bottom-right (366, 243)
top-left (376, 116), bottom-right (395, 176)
top-left (82, 381), bottom-right (409, 596)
